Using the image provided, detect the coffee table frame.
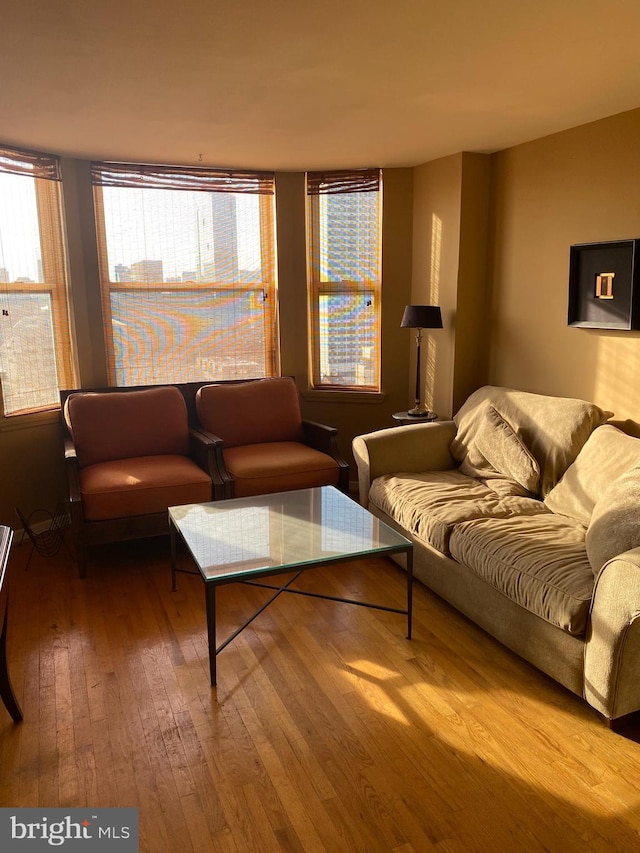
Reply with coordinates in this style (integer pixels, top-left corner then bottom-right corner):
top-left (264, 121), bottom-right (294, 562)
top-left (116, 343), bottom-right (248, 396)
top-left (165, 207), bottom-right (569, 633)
top-left (169, 487), bottom-right (413, 686)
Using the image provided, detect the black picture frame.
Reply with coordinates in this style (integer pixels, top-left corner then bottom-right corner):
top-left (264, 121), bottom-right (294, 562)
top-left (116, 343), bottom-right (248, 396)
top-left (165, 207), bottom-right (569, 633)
top-left (568, 239), bottom-right (640, 330)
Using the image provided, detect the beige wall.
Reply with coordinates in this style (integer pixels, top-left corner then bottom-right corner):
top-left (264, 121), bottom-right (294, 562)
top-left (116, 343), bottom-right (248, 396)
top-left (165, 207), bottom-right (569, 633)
top-left (0, 413), bottom-right (67, 537)
top-left (412, 152), bottom-right (492, 418)
top-left (455, 153), bottom-right (491, 411)
top-left (61, 157), bottom-right (107, 388)
top-left (412, 154), bottom-right (461, 419)
top-left (488, 107), bottom-right (640, 420)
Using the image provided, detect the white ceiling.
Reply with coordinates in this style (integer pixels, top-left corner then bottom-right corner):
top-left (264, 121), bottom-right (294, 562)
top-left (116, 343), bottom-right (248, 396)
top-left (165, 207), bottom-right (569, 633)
top-left (3, 0), bottom-right (640, 171)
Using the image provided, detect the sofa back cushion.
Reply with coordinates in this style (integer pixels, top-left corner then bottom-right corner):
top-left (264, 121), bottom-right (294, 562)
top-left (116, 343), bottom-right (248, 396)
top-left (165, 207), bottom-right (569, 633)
top-left (585, 463), bottom-right (640, 573)
top-left (544, 425), bottom-right (640, 525)
top-left (196, 377), bottom-right (304, 448)
top-left (473, 404), bottom-right (540, 494)
top-left (451, 386), bottom-right (612, 497)
top-left (65, 386), bottom-right (190, 468)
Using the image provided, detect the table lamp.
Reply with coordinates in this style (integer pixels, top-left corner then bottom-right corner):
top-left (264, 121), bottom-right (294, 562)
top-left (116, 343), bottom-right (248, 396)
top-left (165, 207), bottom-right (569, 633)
top-left (400, 305), bottom-right (443, 417)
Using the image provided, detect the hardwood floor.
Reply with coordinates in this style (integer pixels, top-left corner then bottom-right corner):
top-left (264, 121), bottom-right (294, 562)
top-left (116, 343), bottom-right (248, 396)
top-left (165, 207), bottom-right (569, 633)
top-left (1, 535), bottom-right (640, 852)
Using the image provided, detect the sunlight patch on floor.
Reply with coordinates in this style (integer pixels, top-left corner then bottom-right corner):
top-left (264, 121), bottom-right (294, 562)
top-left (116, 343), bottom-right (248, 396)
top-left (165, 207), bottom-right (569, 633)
top-left (339, 658), bottom-right (410, 725)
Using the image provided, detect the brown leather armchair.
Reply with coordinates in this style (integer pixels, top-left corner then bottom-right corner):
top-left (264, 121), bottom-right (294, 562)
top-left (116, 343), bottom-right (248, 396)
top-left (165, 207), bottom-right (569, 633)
top-left (195, 377), bottom-right (349, 498)
top-left (62, 384), bottom-right (224, 577)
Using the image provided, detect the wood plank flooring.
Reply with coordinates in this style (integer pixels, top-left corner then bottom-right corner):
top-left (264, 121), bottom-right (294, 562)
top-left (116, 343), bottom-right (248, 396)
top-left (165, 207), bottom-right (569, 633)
top-left (1, 535), bottom-right (640, 852)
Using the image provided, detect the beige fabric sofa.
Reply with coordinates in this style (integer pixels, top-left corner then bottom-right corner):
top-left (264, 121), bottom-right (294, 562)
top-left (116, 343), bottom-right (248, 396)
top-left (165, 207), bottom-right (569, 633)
top-left (353, 386), bottom-right (640, 725)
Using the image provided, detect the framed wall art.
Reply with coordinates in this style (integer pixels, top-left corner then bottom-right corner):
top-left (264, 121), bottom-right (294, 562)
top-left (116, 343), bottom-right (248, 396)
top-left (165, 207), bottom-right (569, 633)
top-left (568, 239), bottom-right (640, 330)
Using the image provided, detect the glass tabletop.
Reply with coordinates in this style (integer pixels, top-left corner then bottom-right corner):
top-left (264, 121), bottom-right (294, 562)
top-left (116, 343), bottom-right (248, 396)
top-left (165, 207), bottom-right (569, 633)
top-left (169, 486), bottom-right (411, 582)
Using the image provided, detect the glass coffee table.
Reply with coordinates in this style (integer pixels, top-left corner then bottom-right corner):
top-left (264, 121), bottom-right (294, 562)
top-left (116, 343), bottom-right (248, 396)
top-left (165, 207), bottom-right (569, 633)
top-left (169, 486), bottom-right (413, 686)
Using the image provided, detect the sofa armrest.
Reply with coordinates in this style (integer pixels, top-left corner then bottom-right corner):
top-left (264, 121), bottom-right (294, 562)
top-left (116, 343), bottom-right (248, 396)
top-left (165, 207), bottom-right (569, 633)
top-left (584, 546), bottom-right (640, 721)
top-left (352, 420), bottom-right (458, 506)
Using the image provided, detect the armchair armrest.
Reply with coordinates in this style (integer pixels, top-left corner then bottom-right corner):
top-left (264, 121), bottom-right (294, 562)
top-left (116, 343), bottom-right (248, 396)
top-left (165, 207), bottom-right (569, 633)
top-left (189, 427), bottom-right (232, 500)
top-left (63, 436), bottom-right (82, 506)
top-left (302, 420), bottom-right (350, 493)
top-left (584, 546), bottom-right (640, 722)
top-left (302, 419), bottom-right (337, 452)
top-left (63, 435), bottom-right (88, 572)
top-left (352, 420), bottom-right (458, 506)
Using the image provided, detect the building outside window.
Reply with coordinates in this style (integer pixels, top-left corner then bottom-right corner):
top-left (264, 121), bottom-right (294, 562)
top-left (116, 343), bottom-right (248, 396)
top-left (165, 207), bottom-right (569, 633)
top-left (306, 169), bottom-right (382, 391)
top-left (92, 162), bottom-right (278, 387)
top-left (0, 145), bottom-right (75, 416)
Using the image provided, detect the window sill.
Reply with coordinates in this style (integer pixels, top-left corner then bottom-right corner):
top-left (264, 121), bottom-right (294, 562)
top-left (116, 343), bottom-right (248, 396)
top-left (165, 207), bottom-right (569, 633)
top-left (301, 389), bottom-right (386, 405)
top-left (1, 408), bottom-right (60, 432)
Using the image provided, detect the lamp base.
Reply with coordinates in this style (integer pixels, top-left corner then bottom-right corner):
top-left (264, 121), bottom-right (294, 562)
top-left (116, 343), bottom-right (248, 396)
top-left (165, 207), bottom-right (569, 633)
top-left (406, 407), bottom-right (437, 420)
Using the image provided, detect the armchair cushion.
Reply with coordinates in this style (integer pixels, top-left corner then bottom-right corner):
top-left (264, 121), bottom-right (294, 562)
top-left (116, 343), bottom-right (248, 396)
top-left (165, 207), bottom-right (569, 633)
top-left (80, 455), bottom-right (212, 521)
top-left (223, 442), bottom-right (340, 498)
top-left (65, 386), bottom-right (190, 467)
top-left (196, 377), bottom-right (304, 447)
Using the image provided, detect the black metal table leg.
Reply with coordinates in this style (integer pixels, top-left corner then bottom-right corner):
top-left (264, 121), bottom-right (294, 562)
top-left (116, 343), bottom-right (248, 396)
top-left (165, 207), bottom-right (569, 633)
top-left (170, 520), bottom-right (177, 592)
top-left (206, 583), bottom-right (217, 686)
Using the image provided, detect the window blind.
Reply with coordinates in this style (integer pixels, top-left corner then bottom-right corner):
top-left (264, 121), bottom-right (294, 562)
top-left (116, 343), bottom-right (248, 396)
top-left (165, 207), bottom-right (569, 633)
top-left (0, 144), bottom-right (61, 181)
top-left (306, 169), bottom-right (382, 391)
top-left (92, 161), bottom-right (278, 387)
top-left (0, 145), bottom-right (74, 415)
top-left (306, 168), bottom-right (381, 196)
top-left (91, 161), bottom-right (274, 194)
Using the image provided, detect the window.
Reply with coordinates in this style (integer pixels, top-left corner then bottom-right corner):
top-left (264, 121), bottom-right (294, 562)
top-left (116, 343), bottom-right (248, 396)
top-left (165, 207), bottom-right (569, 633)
top-left (306, 169), bottom-right (382, 391)
top-left (0, 145), bottom-right (75, 416)
top-left (92, 162), bottom-right (278, 386)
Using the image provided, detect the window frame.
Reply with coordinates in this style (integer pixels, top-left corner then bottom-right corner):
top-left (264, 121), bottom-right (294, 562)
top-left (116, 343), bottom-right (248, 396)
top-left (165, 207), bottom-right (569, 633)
top-left (0, 145), bottom-right (75, 417)
top-left (306, 168), bottom-right (382, 393)
top-left (91, 161), bottom-right (279, 387)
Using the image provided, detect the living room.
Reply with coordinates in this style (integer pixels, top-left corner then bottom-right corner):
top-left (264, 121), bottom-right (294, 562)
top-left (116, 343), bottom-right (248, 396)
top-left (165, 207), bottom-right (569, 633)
top-left (3, 1), bottom-right (640, 850)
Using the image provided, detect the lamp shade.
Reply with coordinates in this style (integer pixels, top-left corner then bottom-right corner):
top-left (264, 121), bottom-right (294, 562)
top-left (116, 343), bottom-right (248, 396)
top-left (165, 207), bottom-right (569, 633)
top-left (401, 305), bottom-right (443, 329)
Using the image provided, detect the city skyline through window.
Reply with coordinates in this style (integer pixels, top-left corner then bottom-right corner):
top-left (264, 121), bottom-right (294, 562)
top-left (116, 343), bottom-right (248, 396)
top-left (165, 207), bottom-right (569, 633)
top-left (93, 163), bottom-right (278, 387)
top-left (101, 187), bottom-right (262, 282)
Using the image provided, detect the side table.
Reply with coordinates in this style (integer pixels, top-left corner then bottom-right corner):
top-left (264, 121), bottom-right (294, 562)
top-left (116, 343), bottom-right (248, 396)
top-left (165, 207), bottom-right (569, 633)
top-left (392, 411), bottom-right (438, 425)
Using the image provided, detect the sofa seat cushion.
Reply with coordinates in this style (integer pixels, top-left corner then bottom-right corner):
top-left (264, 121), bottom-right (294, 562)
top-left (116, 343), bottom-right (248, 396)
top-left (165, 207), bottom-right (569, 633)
top-left (449, 514), bottom-right (594, 635)
top-left (368, 470), bottom-right (546, 556)
top-left (80, 455), bottom-right (212, 521)
top-left (224, 442), bottom-right (340, 497)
